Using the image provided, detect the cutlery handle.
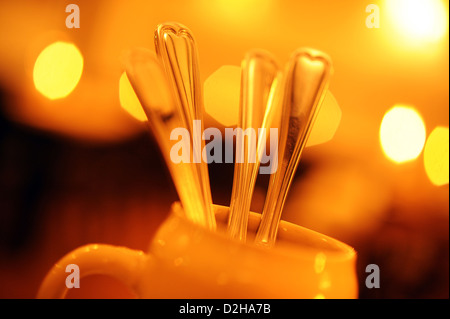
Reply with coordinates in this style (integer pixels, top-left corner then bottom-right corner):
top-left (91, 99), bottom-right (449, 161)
top-left (125, 48), bottom-right (214, 229)
top-left (155, 23), bottom-right (215, 230)
top-left (256, 49), bottom-right (332, 247)
top-left (228, 50), bottom-right (281, 242)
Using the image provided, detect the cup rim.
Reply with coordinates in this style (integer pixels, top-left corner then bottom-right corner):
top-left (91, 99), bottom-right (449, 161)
top-left (167, 202), bottom-right (356, 263)
top-left (217, 204), bottom-right (355, 259)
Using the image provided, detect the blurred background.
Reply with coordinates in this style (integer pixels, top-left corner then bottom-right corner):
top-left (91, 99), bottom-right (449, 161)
top-left (0, 0), bottom-right (448, 298)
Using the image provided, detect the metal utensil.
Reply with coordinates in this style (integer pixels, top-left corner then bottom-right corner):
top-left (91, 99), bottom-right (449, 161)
top-left (255, 48), bottom-right (332, 247)
top-left (154, 22), bottom-right (216, 230)
top-left (227, 50), bottom-right (281, 242)
top-left (124, 48), bottom-right (214, 230)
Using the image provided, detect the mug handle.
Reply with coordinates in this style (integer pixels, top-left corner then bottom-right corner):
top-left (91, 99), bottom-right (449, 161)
top-left (36, 244), bottom-right (149, 299)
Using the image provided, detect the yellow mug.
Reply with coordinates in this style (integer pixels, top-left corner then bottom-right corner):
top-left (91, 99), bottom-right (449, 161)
top-left (37, 203), bottom-right (358, 298)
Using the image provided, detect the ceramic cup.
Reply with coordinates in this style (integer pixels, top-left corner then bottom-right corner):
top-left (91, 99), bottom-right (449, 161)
top-left (37, 203), bottom-right (358, 298)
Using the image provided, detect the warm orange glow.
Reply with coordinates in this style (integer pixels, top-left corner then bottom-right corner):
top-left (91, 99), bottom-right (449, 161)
top-left (33, 41), bottom-right (83, 100)
top-left (424, 126), bottom-right (449, 186)
top-left (307, 90), bottom-right (341, 147)
top-left (213, 0), bottom-right (271, 25)
top-left (204, 65), bottom-right (241, 127)
top-left (119, 71), bottom-right (147, 122)
top-left (380, 106), bottom-right (426, 163)
top-left (386, 0), bottom-right (449, 43)
top-left (314, 253), bottom-right (327, 274)
top-left (204, 65), bottom-right (341, 146)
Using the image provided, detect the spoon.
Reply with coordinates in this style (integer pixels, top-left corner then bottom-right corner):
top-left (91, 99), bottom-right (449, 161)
top-left (154, 22), bottom-right (216, 230)
top-left (227, 50), bottom-right (281, 242)
top-left (124, 48), bottom-right (214, 230)
top-left (255, 48), bottom-right (332, 247)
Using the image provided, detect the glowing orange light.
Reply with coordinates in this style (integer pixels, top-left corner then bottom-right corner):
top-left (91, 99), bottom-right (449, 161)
top-left (214, 0), bottom-right (271, 25)
top-left (204, 65), bottom-right (341, 146)
top-left (119, 71), bottom-right (147, 122)
top-left (314, 253), bottom-right (327, 274)
top-left (307, 90), bottom-right (341, 147)
top-left (386, 0), bottom-right (449, 43)
top-left (204, 65), bottom-right (241, 127)
top-left (380, 106), bottom-right (426, 163)
top-left (424, 126), bottom-right (449, 186)
top-left (33, 41), bottom-right (83, 100)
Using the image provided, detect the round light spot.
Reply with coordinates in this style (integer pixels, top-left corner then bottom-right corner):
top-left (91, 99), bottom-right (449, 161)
top-left (33, 41), bottom-right (83, 100)
top-left (307, 90), bottom-right (342, 147)
top-left (119, 71), bottom-right (147, 122)
top-left (424, 126), bottom-right (449, 186)
top-left (386, 0), bottom-right (449, 43)
top-left (314, 252), bottom-right (327, 274)
top-left (204, 65), bottom-right (342, 147)
top-left (204, 65), bottom-right (241, 127)
top-left (380, 106), bottom-right (426, 163)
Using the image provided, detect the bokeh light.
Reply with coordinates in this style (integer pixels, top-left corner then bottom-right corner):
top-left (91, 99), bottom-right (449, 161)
top-left (204, 65), bottom-right (241, 127)
top-left (386, 0), bottom-right (449, 43)
top-left (307, 90), bottom-right (341, 147)
top-left (119, 71), bottom-right (147, 122)
top-left (380, 106), bottom-right (426, 163)
top-left (204, 65), bottom-right (341, 146)
top-left (33, 41), bottom-right (83, 100)
top-left (424, 126), bottom-right (449, 186)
